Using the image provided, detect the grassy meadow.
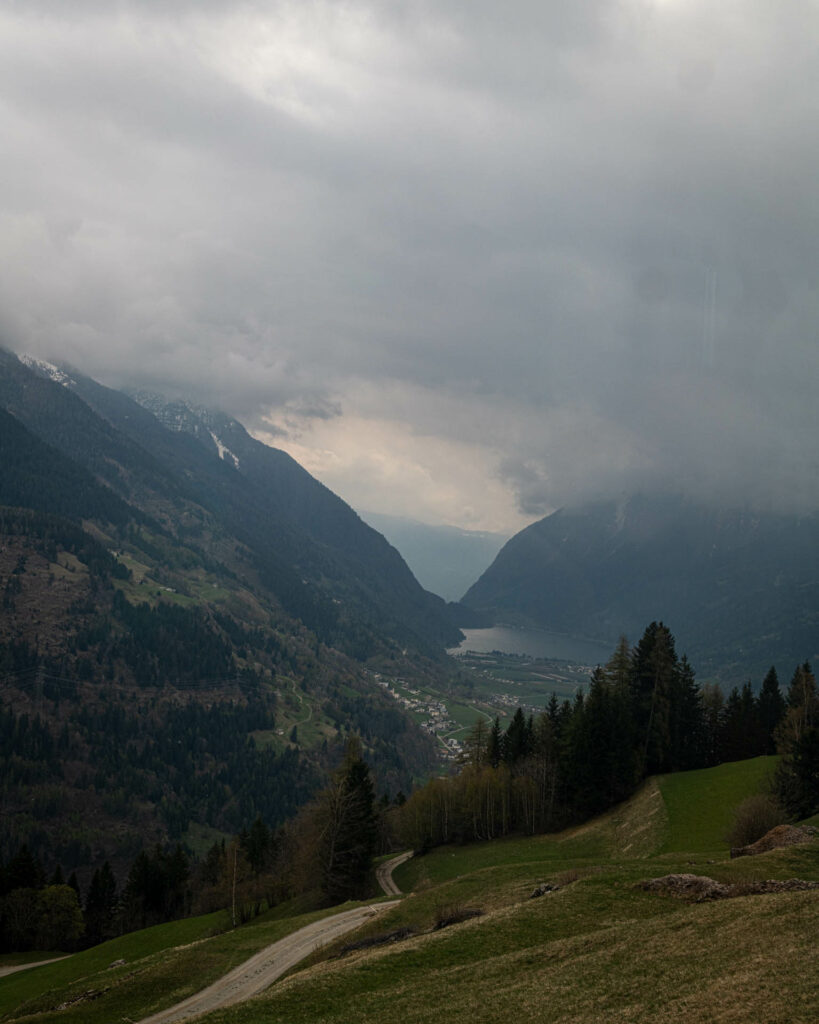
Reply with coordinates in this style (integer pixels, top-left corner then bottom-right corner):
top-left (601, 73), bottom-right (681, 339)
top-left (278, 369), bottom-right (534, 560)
top-left (2, 754), bottom-right (817, 1024)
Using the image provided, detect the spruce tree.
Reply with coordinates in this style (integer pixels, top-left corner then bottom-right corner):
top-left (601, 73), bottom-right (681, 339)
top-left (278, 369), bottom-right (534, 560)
top-left (630, 622), bottom-right (678, 775)
top-left (668, 655), bottom-right (704, 771)
top-left (758, 666), bottom-right (785, 755)
top-left (701, 682), bottom-right (725, 766)
top-left (774, 663), bottom-right (819, 817)
top-left (503, 708), bottom-right (532, 765)
top-left (84, 862), bottom-right (118, 946)
top-left (318, 737), bottom-right (377, 904)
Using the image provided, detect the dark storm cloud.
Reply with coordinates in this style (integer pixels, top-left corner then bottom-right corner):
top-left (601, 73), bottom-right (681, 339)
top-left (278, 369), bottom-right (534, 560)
top-left (1, 0), bottom-right (817, 523)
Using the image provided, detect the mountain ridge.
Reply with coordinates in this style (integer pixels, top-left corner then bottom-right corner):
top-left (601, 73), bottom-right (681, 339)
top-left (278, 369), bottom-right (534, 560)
top-left (461, 492), bottom-right (819, 683)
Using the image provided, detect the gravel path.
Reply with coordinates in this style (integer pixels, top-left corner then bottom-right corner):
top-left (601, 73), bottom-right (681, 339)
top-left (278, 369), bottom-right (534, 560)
top-left (136, 901), bottom-right (399, 1024)
top-left (0, 956), bottom-right (68, 978)
top-left (376, 851), bottom-right (413, 896)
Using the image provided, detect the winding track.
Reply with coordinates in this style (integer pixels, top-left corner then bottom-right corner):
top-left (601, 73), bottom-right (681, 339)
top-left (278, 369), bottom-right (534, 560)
top-left (375, 850), bottom-right (414, 896)
top-left (136, 901), bottom-right (398, 1024)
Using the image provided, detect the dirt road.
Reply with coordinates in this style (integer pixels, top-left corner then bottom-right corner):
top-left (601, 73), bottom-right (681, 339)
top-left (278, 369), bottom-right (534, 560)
top-left (137, 901), bottom-right (398, 1024)
top-left (0, 956), bottom-right (68, 978)
top-left (375, 851), bottom-right (413, 896)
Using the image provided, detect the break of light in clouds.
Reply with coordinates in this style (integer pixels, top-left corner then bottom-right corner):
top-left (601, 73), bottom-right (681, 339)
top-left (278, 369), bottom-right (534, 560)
top-left (2, 0), bottom-right (818, 530)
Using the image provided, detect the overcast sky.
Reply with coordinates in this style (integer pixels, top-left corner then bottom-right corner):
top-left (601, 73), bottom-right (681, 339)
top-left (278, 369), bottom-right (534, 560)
top-left (2, 0), bottom-right (818, 531)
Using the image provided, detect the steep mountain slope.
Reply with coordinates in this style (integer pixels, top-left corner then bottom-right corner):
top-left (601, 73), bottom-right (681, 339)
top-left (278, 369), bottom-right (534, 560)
top-left (124, 392), bottom-right (462, 651)
top-left (461, 493), bottom-right (819, 682)
top-left (0, 352), bottom-right (444, 874)
top-left (0, 407), bottom-right (135, 526)
top-left (0, 351), bottom-right (460, 655)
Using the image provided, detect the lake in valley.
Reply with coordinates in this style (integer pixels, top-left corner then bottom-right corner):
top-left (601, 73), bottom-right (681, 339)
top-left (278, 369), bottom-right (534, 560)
top-left (449, 625), bottom-right (613, 666)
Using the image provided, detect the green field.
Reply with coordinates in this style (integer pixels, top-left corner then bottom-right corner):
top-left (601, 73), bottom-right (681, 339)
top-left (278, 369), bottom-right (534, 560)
top-left (452, 651), bottom-right (591, 706)
top-left (657, 756), bottom-right (778, 854)
top-left (3, 756), bottom-right (816, 1024)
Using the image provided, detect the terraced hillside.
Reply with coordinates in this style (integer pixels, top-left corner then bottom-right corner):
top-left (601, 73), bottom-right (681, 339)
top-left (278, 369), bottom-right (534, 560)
top-left (3, 755), bottom-right (816, 1024)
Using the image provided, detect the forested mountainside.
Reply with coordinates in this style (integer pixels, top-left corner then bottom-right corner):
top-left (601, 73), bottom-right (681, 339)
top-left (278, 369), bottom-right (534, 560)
top-left (461, 493), bottom-right (819, 684)
top-left (0, 350), bottom-right (445, 879)
top-left (0, 350), bottom-right (461, 656)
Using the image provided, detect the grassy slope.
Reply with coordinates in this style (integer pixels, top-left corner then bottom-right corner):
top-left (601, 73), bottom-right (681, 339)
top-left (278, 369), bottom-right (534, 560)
top-left (198, 755), bottom-right (817, 1024)
top-left (0, 897), bottom-right (359, 1024)
top-left (656, 756), bottom-right (778, 854)
top-left (3, 756), bottom-right (816, 1024)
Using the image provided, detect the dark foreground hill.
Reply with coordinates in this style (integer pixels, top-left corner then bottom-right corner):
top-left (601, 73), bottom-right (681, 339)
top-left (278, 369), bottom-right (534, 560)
top-left (461, 493), bottom-right (819, 682)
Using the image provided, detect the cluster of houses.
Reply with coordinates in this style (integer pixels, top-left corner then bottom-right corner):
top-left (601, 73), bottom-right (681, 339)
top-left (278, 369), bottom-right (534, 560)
top-left (372, 673), bottom-right (461, 759)
top-left (486, 691), bottom-right (543, 716)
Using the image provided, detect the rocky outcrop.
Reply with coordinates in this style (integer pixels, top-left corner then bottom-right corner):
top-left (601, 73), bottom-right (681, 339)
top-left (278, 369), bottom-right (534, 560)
top-left (730, 824), bottom-right (817, 859)
top-left (638, 873), bottom-right (819, 902)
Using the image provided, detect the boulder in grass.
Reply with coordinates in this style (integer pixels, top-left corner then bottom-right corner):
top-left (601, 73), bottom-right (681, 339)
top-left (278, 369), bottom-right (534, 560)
top-left (638, 874), bottom-right (731, 901)
top-left (529, 882), bottom-right (560, 899)
top-left (730, 824), bottom-right (817, 859)
top-left (639, 873), bottom-right (819, 902)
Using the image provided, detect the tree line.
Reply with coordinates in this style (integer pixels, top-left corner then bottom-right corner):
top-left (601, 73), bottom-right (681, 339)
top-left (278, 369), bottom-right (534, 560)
top-left (391, 623), bottom-right (818, 851)
top-left (0, 736), bottom-right (383, 952)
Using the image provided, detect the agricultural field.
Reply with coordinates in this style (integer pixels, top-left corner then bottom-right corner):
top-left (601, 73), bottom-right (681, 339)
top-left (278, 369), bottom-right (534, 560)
top-left (453, 650), bottom-right (591, 707)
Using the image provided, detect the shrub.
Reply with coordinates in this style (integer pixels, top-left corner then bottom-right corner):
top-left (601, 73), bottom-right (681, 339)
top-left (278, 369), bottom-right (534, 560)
top-left (725, 794), bottom-right (787, 849)
top-left (432, 902), bottom-right (483, 930)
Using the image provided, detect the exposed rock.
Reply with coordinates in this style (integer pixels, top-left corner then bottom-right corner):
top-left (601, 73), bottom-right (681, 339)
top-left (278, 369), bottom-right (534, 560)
top-left (56, 989), bottom-right (105, 1010)
top-left (732, 878), bottom-right (819, 895)
top-left (337, 927), bottom-right (415, 956)
top-left (529, 882), bottom-right (560, 899)
top-left (432, 907), bottom-right (483, 930)
top-left (730, 824), bottom-right (817, 859)
top-left (638, 874), bottom-right (731, 901)
top-left (639, 873), bottom-right (819, 902)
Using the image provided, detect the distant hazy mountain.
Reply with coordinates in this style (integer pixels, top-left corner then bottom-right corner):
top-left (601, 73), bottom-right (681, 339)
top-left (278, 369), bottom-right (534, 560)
top-left (360, 511), bottom-right (508, 602)
top-left (461, 493), bottom-right (819, 684)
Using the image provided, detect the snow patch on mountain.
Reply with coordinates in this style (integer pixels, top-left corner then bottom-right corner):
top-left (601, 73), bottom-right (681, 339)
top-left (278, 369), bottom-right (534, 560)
top-left (208, 429), bottom-right (240, 469)
top-left (20, 355), bottom-right (76, 388)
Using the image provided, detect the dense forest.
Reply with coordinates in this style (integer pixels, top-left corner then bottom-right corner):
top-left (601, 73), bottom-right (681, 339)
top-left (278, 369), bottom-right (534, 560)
top-left (0, 738), bottom-right (382, 952)
top-left (0, 496), bottom-right (439, 877)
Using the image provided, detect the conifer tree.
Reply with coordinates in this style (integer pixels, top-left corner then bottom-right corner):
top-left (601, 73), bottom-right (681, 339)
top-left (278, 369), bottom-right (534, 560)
top-left (460, 718), bottom-right (489, 767)
top-left (487, 718), bottom-right (502, 768)
top-left (503, 708), bottom-right (532, 765)
top-left (84, 862), bottom-right (118, 946)
top-left (630, 622), bottom-right (677, 774)
top-left (605, 635), bottom-right (632, 694)
top-left (317, 737), bottom-right (377, 904)
top-left (700, 682), bottom-right (725, 766)
top-left (775, 663), bottom-right (819, 817)
top-left (757, 666), bottom-right (785, 755)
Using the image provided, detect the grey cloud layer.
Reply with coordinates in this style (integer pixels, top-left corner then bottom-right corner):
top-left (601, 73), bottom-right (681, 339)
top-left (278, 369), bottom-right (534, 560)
top-left (2, 0), bottom-right (817, 517)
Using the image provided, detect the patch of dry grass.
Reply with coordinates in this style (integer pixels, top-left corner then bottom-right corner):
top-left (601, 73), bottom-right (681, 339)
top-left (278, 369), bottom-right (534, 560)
top-left (203, 891), bottom-right (819, 1024)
